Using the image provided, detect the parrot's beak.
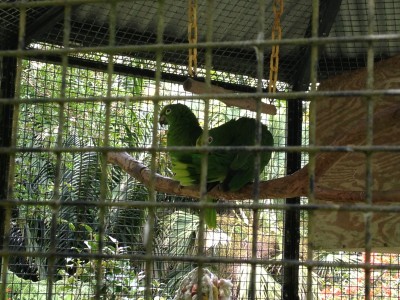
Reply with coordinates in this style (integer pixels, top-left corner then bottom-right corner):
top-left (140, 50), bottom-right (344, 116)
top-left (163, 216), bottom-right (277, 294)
top-left (159, 115), bottom-right (168, 126)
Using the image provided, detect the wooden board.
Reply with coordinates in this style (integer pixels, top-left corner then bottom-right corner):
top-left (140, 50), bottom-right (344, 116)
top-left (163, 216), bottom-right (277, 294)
top-left (310, 54), bottom-right (400, 252)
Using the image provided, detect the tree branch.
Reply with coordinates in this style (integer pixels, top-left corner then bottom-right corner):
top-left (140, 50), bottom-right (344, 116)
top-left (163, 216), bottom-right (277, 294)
top-left (107, 152), bottom-right (400, 203)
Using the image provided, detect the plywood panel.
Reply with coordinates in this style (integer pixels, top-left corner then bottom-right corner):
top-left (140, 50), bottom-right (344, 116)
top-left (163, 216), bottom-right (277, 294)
top-left (310, 54), bottom-right (400, 251)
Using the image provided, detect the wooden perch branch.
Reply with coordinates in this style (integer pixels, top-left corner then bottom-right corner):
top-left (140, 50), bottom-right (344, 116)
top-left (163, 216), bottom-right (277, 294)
top-left (107, 152), bottom-right (400, 203)
top-left (183, 78), bottom-right (277, 115)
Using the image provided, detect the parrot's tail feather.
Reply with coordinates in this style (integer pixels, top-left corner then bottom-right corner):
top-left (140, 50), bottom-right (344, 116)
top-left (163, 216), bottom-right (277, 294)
top-left (204, 206), bottom-right (217, 229)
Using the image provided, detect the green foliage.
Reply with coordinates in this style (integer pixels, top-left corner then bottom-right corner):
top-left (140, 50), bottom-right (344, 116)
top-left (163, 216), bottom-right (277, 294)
top-left (4, 232), bottom-right (169, 300)
top-left (157, 210), bottom-right (199, 291)
top-left (315, 252), bottom-right (400, 299)
top-left (13, 57), bottom-right (185, 298)
top-left (15, 58), bottom-right (154, 281)
top-left (15, 57), bottom-right (296, 299)
top-left (59, 230), bottom-right (164, 299)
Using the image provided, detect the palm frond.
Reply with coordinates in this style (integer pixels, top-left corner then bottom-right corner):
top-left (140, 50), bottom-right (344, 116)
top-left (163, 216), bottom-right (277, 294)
top-left (314, 251), bottom-right (362, 278)
top-left (107, 180), bottom-right (148, 249)
top-left (155, 211), bottom-right (199, 290)
top-left (236, 264), bottom-right (282, 300)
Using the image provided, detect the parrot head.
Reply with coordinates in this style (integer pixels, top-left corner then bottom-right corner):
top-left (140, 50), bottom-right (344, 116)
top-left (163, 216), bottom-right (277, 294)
top-left (159, 103), bottom-right (200, 127)
top-left (196, 134), bottom-right (213, 146)
top-left (159, 105), bottom-right (173, 126)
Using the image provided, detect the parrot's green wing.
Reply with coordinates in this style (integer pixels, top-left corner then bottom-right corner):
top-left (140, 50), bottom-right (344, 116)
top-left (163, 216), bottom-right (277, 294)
top-left (197, 117), bottom-right (274, 192)
top-left (222, 117), bottom-right (273, 191)
top-left (195, 119), bottom-right (237, 184)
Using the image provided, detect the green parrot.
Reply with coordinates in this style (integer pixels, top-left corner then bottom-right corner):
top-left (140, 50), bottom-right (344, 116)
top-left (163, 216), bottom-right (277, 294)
top-left (159, 103), bottom-right (218, 228)
top-left (159, 103), bottom-right (203, 185)
top-left (159, 103), bottom-right (274, 227)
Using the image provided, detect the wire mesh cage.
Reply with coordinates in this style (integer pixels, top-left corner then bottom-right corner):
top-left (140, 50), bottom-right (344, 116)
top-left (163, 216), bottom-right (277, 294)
top-left (0, 0), bottom-right (399, 299)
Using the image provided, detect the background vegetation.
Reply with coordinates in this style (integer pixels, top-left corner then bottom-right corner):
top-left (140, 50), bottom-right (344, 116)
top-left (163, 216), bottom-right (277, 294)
top-left (3, 56), bottom-right (399, 300)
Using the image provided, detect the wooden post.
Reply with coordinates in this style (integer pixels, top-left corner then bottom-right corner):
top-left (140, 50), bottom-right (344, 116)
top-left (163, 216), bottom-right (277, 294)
top-left (183, 78), bottom-right (277, 115)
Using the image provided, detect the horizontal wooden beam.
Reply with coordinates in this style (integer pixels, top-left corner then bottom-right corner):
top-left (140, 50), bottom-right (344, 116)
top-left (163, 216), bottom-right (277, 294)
top-left (183, 78), bottom-right (277, 115)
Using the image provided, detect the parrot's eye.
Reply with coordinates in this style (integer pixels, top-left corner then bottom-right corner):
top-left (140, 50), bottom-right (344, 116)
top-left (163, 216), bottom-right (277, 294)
top-left (208, 136), bottom-right (213, 144)
top-left (165, 108), bottom-right (172, 115)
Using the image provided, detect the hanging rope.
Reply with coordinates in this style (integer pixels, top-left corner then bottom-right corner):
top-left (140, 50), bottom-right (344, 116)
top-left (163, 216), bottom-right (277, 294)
top-left (268, 0), bottom-right (283, 93)
top-left (188, 0), bottom-right (198, 77)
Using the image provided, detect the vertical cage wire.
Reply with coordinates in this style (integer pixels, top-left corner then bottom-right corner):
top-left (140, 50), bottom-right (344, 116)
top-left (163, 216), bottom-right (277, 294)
top-left (363, 0), bottom-right (376, 299)
top-left (45, 5), bottom-right (70, 299)
top-left (0, 4), bottom-right (26, 300)
top-left (306, 1), bottom-right (320, 300)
